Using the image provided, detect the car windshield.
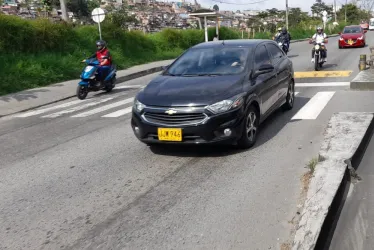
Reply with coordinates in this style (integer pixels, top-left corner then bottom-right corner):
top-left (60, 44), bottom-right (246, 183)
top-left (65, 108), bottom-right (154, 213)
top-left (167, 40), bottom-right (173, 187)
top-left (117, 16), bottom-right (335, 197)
top-left (343, 27), bottom-right (361, 33)
top-left (165, 47), bottom-right (249, 76)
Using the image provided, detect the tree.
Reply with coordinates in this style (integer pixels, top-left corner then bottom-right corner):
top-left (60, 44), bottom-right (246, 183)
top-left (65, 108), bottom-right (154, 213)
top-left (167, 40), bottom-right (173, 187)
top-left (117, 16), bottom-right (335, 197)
top-left (213, 4), bottom-right (219, 11)
top-left (359, 0), bottom-right (374, 14)
top-left (311, 2), bottom-right (333, 16)
top-left (67, 0), bottom-right (89, 18)
top-left (337, 3), bottom-right (370, 23)
top-left (108, 4), bottom-right (138, 29)
top-left (287, 8), bottom-right (309, 28)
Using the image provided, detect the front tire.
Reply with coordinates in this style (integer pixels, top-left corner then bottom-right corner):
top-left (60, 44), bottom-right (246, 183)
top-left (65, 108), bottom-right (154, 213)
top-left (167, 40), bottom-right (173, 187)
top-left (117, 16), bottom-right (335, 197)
top-left (314, 55), bottom-right (319, 71)
top-left (282, 81), bottom-right (295, 111)
top-left (237, 105), bottom-right (259, 149)
top-left (77, 85), bottom-right (88, 100)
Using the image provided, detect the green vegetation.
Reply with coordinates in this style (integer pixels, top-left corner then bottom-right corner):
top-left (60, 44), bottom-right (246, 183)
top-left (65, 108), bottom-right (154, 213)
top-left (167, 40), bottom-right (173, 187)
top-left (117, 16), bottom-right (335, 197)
top-left (0, 1), bottom-right (371, 95)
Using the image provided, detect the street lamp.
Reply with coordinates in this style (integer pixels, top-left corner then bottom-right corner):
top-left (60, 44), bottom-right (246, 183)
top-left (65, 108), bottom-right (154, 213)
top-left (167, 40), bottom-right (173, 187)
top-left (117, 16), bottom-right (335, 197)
top-left (285, 0), bottom-right (288, 30)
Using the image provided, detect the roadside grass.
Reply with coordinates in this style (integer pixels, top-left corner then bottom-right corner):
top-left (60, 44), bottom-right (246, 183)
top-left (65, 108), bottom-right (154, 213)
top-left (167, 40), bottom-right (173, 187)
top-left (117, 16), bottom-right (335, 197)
top-left (307, 157), bottom-right (319, 174)
top-left (0, 14), bottom-right (347, 96)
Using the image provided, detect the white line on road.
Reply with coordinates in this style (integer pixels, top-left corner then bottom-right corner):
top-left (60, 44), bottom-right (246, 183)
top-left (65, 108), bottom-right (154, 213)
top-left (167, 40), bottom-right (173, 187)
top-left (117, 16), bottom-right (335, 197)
top-left (101, 106), bottom-right (133, 117)
top-left (14, 100), bottom-right (86, 117)
top-left (71, 97), bottom-right (134, 117)
top-left (115, 85), bottom-right (142, 89)
top-left (295, 92), bottom-right (299, 95)
top-left (292, 91), bottom-right (335, 120)
top-left (41, 97), bottom-right (114, 118)
top-left (295, 82), bottom-right (349, 87)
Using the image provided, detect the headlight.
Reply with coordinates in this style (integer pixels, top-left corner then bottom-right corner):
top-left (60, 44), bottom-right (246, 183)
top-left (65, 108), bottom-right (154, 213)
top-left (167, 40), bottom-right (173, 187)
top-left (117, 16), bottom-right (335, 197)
top-left (206, 94), bottom-right (244, 114)
top-left (358, 36), bottom-right (363, 39)
top-left (278, 42), bottom-right (282, 46)
top-left (315, 45), bottom-right (320, 50)
top-left (133, 99), bottom-right (146, 112)
top-left (339, 37), bottom-right (344, 41)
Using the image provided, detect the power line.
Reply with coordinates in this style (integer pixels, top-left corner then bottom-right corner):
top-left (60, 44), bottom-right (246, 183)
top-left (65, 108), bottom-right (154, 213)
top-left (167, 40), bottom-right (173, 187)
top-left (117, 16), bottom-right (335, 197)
top-left (211, 0), bottom-right (269, 5)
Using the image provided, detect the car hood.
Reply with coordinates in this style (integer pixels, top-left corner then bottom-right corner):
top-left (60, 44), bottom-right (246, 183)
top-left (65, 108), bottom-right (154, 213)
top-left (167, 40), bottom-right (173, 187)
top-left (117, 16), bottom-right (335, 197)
top-left (341, 33), bottom-right (363, 39)
top-left (137, 74), bottom-right (244, 107)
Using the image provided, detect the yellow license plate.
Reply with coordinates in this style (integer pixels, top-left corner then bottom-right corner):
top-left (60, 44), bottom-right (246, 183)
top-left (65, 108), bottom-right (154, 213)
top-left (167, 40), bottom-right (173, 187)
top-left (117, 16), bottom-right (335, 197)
top-left (158, 128), bottom-right (182, 141)
top-left (348, 39), bottom-right (353, 45)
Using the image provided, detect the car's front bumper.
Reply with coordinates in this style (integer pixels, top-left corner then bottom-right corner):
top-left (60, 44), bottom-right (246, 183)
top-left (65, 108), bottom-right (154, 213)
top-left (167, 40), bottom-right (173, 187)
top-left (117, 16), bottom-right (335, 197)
top-left (131, 106), bottom-right (246, 145)
top-left (339, 38), bottom-right (365, 47)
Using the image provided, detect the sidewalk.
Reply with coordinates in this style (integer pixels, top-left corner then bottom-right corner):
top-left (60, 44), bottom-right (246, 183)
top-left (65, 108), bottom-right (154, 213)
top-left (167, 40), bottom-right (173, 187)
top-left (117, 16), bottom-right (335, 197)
top-left (0, 59), bottom-right (174, 117)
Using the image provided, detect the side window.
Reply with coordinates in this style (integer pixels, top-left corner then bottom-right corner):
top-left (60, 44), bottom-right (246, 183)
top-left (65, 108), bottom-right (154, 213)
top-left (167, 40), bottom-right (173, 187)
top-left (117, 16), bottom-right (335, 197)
top-left (254, 44), bottom-right (271, 70)
top-left (266, 44), bottom-right (284, 62)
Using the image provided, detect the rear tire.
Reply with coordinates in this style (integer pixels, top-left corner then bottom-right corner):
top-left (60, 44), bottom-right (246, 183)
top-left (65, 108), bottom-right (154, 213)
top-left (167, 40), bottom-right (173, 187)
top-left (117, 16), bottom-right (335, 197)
top-left (237, 105), bottom-right (259, 149)
top-left (282, 81), bottom-right (295, 111)
top-left (77, 85), bottom-right (88, 100)
top-left (105, 76), bottom-right (116, 92)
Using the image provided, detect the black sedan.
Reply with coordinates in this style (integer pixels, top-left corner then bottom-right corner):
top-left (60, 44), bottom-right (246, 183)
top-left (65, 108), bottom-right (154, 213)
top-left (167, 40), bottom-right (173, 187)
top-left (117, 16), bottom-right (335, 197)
top-left (131, 39), bottom-right (295, 148)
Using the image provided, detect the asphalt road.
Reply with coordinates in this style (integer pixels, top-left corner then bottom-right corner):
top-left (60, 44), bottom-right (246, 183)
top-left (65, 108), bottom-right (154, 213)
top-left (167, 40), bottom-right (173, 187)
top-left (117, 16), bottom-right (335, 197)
top-left (1, 32), bottom-right (374, 250)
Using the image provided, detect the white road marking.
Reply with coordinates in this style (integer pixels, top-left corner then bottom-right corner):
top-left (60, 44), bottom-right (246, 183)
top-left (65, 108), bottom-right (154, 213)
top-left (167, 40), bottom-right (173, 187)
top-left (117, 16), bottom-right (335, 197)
top-left (41, 97), bottom-right (114, 118)
top-left (102, 106), bottom-right (133, 117)
top-left (115, 85), bottom-right (142, 89)
top-left (13, 100), bottom-right (85, 117)
top-left (71, 97), bottom-right (134, 117)
top-left (295, 92), bottom-right (299, 95)
top-left (295, 82), bottom-right (349, 87)
top-left (292, 91), bottom-right (335, 120)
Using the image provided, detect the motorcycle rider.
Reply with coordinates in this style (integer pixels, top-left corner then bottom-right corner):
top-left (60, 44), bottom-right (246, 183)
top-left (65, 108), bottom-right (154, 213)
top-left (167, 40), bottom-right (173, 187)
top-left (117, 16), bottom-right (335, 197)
top-left (84, 40), bottom-right (112, 86)
top-left (311, 27), bottom-right (328, 63)
top-left (275, 27), bottom-right (291, 52)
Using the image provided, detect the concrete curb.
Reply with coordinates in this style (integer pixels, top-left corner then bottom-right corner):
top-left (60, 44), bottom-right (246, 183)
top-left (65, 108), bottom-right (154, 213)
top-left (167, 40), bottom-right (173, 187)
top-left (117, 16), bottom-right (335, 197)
top-left (0, 65), bottom-right (167, 118)
top-left (292, 112), bottom-right (374, 250)
top-left (350, 69), bottom-right (374, 90)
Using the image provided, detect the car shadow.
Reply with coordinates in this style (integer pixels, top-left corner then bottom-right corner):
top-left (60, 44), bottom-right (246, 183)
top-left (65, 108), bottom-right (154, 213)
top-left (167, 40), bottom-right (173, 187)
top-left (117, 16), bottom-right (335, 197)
top-left (321, 64), bottom-right (338, 69)
top-left (149, 96), bottom-right (311, 157)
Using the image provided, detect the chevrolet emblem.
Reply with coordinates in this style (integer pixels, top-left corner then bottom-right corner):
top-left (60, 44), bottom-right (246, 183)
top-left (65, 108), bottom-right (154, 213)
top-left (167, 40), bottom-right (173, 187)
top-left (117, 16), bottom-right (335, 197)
top-left (165, 109), bottom-right (177, 115)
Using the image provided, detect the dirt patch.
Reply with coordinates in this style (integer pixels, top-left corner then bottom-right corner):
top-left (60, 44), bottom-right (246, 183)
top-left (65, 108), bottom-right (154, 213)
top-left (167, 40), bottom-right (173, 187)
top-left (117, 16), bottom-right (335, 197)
top-left (280, 242), bottom-right (291, 250)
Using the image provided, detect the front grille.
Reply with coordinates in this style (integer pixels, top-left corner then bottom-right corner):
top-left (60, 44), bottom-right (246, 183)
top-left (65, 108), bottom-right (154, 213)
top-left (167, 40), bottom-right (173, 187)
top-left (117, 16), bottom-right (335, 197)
top-left (143, 112), bottom-right (206, 125)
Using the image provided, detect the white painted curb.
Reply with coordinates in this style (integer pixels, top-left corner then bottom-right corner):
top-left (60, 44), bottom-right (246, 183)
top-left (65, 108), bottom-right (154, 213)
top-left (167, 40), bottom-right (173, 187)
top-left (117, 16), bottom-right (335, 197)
top-left (292, 112), bottom-right (374, 250)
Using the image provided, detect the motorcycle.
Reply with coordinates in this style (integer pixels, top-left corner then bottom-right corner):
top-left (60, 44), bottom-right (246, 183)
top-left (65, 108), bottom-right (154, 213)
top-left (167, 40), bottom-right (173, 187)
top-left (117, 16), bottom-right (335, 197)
top-left (77, 58), bottom-right (117, 100)
top-left (275, 37), bottom-right (289, 54)
top-left (310, 39), bottom-right (328, 71)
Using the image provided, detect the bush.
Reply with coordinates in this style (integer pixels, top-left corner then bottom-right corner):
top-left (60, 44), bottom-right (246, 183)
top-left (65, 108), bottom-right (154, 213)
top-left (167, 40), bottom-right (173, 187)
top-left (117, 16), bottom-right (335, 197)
top-left (0, 15), bottom-right (244, 95)
top-left (0, 14), bottom-right (348, 95)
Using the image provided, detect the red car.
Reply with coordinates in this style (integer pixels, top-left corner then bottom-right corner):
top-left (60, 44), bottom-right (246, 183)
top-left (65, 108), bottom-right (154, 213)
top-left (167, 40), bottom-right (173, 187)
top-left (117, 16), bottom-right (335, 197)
top-left (338, 25), bottom-right (367, 49)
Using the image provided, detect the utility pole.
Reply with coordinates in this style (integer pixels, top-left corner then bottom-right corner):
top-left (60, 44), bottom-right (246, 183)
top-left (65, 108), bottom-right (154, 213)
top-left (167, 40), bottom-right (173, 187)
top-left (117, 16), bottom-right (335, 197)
top-left (334, 0), bottom-right (337, 22)
top-left (285, 0), bottom-right (288, 30)
top-left (59, 0), bottom-right (68, 21)
top-left (345, 0), bottom-right (347, 22)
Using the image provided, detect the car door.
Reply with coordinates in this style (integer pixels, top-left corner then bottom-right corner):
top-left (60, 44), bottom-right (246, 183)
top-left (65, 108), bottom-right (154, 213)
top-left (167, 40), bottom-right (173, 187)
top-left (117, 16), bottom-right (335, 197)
top-left (252, 43), bottom-right (278, 115)
top-left (265, 43), bottom-right (289, 103)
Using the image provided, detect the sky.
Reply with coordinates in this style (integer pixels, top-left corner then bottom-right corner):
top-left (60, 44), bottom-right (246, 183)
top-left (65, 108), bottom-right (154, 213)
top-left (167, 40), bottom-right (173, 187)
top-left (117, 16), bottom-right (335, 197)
top-left (194, 0), bottom-right (337, 13)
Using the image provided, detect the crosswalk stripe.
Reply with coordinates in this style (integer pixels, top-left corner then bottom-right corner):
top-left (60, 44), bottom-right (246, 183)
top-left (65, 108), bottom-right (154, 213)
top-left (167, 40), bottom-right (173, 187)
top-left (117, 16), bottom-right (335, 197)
top-left (295, 82), bottom-right (349, 87)
top-left (102, 106), bottom-right (133, 117)
top-left (41, 97), bottom-right (114, 118)
top-left (115, 85), bottom-right (142, 89)
top-left (291, 91), bottom-right (335, 120)
top-left (71, 97), bottom-right (134, 117)
top-left (14, 99), bottom-right (85, 117)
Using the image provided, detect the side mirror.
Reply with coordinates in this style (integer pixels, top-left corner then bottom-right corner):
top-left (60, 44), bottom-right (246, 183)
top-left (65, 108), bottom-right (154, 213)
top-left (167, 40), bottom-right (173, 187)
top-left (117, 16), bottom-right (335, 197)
top-left (338, 32), bottom-right (341, 35)
top-left (253, 64), bottom-right (274, 78)
top-left (364, 30), bottom-right (368, 33)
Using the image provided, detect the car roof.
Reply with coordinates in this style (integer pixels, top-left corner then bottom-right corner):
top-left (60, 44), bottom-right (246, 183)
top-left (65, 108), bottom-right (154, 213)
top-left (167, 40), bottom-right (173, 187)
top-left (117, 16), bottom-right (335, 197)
top-left (191, 39), bottom-right (272, 49)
